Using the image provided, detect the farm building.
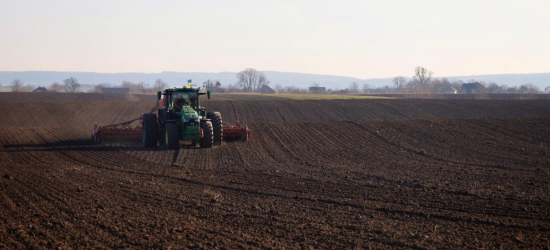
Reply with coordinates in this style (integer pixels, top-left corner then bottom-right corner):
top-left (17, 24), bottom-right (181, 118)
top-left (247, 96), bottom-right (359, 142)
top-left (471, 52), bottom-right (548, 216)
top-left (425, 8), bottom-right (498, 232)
top-left (259, 85), bottom-right (276, 94)
top-left (460, 82), bottom-right (487, 94)
top-left (33, 86), bottom-right (48, 92)
top-left (309, 86), bottom-right (327, 94)
top-left (101, 88), bottom-right (130, 94)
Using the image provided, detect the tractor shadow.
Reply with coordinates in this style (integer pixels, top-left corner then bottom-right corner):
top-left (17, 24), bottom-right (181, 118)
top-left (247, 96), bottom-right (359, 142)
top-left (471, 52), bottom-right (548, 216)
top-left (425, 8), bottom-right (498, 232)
top-left (3, 138), bottom-right (212, 168)
top-left (2, 138), bottom-right (201, 154)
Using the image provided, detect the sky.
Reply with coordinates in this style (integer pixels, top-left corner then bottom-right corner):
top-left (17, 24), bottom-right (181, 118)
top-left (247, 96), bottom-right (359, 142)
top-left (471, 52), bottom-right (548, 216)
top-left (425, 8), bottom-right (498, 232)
top-left (0, 0), bottom-right (549, 79)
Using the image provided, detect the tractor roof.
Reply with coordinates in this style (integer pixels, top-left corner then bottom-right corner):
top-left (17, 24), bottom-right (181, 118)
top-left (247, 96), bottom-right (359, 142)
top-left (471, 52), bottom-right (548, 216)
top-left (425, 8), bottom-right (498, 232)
top-left (163, 86), bottom-right (207, 95)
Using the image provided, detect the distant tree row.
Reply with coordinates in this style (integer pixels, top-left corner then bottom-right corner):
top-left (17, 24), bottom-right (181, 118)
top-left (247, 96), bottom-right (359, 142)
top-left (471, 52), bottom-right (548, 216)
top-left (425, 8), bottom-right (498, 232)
top-left (5, 67), bottom-right (548, 94)
top-left (384, 66), bottom-right (543, 94)
top-left (91, 79), bottom-right (169, 94)
top-left (352, 66), bottom-right (544, 94)
top-left (226, 67), bottom-right (547, 94)
top-left (6, 77), bottom-right (81, 93)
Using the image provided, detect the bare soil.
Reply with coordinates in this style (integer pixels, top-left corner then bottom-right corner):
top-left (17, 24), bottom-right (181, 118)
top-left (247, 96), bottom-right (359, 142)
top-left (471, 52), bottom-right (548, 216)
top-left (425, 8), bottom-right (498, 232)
top-left (1, 93), bottom-right (549, 249)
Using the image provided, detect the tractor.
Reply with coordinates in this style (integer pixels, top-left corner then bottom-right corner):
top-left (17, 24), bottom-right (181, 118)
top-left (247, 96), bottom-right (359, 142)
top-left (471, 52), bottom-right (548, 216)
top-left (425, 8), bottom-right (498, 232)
top-left (142, 85), bottom-right (221, 149)
top-left (92, 82), bottom-right (250, 147)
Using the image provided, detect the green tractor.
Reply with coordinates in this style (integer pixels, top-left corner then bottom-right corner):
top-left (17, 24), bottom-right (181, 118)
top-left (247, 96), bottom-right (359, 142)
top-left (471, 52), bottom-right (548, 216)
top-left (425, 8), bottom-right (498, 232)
top-left (141, 84), bottom-right (223, 149)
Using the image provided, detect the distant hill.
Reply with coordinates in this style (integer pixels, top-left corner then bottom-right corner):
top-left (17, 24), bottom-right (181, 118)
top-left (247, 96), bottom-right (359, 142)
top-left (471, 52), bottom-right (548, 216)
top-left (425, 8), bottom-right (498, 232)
top-left (0, 71), bottom-right (549, 90)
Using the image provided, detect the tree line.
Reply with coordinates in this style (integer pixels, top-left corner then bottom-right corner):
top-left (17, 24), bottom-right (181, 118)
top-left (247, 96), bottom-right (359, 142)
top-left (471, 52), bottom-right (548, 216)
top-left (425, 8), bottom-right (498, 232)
top-left (5, 77), bottom-right (82, 93)
top-left (4, 67), bottom-right (548, 94)
top-left (3, 78), bottom-right (170, 93)
top-left (338, 67), bottom-right (547, 95)
top-left (381, 67), bottom-right (543, 94)
top-left (92, 79), bottom-right (169, 94)
top-left (3, 68), bottom-right (271, 93)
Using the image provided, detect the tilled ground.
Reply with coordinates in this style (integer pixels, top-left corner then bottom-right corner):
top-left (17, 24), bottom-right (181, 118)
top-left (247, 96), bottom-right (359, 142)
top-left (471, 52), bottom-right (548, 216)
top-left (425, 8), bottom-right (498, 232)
top-left (0, 94), bottom-right (549, 249)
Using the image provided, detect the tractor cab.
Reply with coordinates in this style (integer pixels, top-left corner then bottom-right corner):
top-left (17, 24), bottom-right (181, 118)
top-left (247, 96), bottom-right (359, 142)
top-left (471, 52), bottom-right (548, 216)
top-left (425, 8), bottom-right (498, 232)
top-left (169, 91), bottom-right (197, 112)
top-left (158, 86), bottom-right (209, 119)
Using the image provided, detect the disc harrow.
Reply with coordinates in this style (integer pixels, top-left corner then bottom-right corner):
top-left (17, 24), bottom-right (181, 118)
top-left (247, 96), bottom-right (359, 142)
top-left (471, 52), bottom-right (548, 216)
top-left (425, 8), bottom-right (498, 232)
top-left (92, 116), bottom-right (143, 143)
top-left (222, 122), bottom-right (250, 142)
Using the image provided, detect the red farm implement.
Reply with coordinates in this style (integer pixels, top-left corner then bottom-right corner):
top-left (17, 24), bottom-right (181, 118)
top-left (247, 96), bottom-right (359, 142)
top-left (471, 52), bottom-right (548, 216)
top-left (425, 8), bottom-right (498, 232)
top-left (92, 116), bottom-right (250, 144)
top-left (222, 122), bottom-right (250, 142)
top-left (92, 116), bottom-right (143, 143)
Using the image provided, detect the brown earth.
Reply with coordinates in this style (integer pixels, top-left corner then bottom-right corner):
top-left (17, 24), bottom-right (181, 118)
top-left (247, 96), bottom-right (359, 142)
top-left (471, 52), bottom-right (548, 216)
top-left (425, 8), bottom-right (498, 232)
top-left (1, 93), bottom-right (550, 249)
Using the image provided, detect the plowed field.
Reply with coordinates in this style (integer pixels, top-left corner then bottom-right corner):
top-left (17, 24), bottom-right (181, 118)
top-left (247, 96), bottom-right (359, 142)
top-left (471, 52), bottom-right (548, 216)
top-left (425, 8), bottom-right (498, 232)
top-left (1, 93), bottom-right (549, 249)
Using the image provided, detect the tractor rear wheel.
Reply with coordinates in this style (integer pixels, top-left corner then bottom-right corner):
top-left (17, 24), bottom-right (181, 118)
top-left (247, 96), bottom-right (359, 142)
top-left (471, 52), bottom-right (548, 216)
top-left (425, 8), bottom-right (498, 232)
top-left (207, 111), bottom-right (223, 146)
top-left (158, 126), bottom-right (166, 147)
top-left (200, 121), bottom-right (214, 148)
top-left (165, 122), bottom-right (180, 149)
top-left (142, 113), bottom-right (158, 147)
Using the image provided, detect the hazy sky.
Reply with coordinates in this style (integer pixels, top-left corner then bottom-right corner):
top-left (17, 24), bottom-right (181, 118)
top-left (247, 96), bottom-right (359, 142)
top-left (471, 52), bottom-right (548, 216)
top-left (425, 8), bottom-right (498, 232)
top-left (1, 0), bottom-right (549, 79)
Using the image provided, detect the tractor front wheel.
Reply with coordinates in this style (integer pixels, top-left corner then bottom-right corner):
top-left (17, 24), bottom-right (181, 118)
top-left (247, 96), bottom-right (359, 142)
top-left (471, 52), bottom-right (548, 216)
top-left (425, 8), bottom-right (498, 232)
top-left (200, 121), bottom-right (214, 148)
top-left (165, 122), bottom-right (180, 149)
top-left (142, 113), bottom-right (158, 147)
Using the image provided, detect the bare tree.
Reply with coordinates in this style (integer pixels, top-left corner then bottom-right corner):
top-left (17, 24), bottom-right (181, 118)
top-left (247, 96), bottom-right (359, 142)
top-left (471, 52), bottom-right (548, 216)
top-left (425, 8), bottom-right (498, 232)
top-left (225, 83), bottom-right (240, 93)
top-left (258, 73), bottom-right (270, 88)
top-left (63, 77), bottom-right (80, 93)
top-left (137, 81), bottom-right (147, 93)
top-left (518, 83), bottom-right (539, 94)
top-left (120, 81), bottom-right (136, 93)
top-left (409, 66), bottom-right (434, 94)
top-left (50, 82), bottom-right (63, 92)
top-left (11, 79), bottom-right (26, 92)
top-left (236, 68), bottom-right (270, 92)
top-left (485, 82), bottom-right (506, 93)
top-left (236, 68), bottom-right (258, 91)
top-left (24, 85), bottom-right (34, 92)
top-left (349, 82), bottom-right (359, 93)
top-left (392, 76), bottom-right (407, 92)
top-left (94, 84), bottom-right (105, 93)
top-left (204, 79), bottom-right (215, 89)
top-left (154, 79), bottom-right (168, 92)
top-left (414, 67), bottom-right (433, 84)
top-left (545, 86), bottom-right (550, 93)
top-left (284, 85), bottom-right (305, 94)
top-left (274, 84), bottom-right (284, 93)
top-left (506, 86), bottom-right (518, 93)
top-left (120, 81), bottom-right (147, 93)
top-left (10, 79), bottom-right (33, 92)
top-left (362, 83), bottom-right (370, 93)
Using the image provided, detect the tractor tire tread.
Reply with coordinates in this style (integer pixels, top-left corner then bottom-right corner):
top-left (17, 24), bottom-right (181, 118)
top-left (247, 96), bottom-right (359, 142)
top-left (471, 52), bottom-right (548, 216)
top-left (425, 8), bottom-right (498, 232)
top-left (142, 113), bottom-right (158, 147)
top-left (200, 121), bottom-right (214, 148)
top-left (207, 111), bottom-right (223, 146)
top-left (165, 122), bottom-right (180, 149)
